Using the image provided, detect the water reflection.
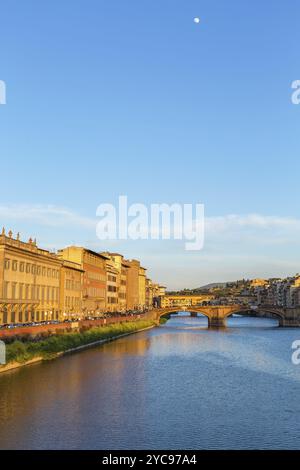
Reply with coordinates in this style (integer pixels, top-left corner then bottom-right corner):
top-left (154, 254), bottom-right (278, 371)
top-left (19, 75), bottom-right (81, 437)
top-left (0, 316), bottom-right (300, 449)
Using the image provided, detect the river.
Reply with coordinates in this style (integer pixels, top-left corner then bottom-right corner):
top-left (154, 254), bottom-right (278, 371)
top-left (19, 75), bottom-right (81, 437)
top-left (0, 314), bottom-right (300, 449)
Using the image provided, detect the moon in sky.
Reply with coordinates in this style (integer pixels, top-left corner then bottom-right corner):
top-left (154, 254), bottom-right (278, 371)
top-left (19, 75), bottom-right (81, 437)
top-left (194, 17), bottom-right (200, 24)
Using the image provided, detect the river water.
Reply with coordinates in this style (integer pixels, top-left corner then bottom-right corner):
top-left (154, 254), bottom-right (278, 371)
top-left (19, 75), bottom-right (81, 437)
top-left (0, 314), bottom-right (300, 449)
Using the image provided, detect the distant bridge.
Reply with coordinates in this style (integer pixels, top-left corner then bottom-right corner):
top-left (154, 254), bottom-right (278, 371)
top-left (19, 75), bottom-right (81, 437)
top-left (149, 304), bottom-right (300, 328)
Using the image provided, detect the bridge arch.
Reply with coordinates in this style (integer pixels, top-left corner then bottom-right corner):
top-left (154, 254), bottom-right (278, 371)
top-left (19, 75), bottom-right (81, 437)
top-left (223, 307), bottom-right (283, 325)
top-left (156, 305), bottom-right (285, 327)
top-left (159, 308), bottom-right (210, 321)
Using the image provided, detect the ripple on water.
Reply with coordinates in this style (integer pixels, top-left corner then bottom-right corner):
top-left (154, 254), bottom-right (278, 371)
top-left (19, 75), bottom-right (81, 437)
top-left (0, 316), bottom-right (300, 449)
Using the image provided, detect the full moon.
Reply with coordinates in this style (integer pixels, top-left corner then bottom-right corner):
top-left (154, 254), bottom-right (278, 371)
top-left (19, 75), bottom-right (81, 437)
top-left (194, 17), bottom-right (200, 24)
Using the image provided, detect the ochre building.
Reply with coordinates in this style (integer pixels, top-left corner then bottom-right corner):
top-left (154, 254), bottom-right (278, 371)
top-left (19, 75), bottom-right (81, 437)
top-left (58, 246), bottom-right (108, 317)
top-left (161, 294), bottom-right (214, 309)
top-left (59, 259), bottom-right (84, 321)
top-left (0, 231), bottom-right (166, 325)
top-left (0, 230), bottom-right (61, 324)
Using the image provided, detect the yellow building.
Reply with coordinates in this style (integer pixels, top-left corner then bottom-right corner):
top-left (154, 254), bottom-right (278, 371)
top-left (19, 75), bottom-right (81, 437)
top-left (291, 277), bottom-right (300, 287)
top-left (0, 229), bottom-right (61, 324)
top-left (60, 259), bottom-right (83, 321)
top-left (250, 278), bottom-right (268, 287)
top-left (145, 278), bottom-right (153, 308)
top-left (161, 294), bottom-right (214, 308)
top-left (102, 253), bottom-right (129, 312)
top-left (126, 259), bottom-right (148, 310)
top-left (104, 254), bottom-right (159, 312)
top-left (119, 260), bottom-right (129, 311)
top-left (0, 230), bottom-right (167, 323)
top-left (138, 266), bottom-right (147, 309)
top-left (58, 246), bottom-right (107, 317)
top-left (126, 260), bottom-right (140, 310)
top-left (105, 256), bottom-right (119, 312)
top-left (159, 285), bottom-right (167, 298)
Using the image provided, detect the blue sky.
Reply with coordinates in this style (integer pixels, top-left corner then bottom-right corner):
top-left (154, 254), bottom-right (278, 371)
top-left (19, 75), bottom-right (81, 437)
top-left (0, 0), bottom-right (300, 288)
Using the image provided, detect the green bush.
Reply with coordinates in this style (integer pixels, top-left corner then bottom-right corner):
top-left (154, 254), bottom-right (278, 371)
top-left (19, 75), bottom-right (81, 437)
top-left (4, 319), bottom-right (155, 364)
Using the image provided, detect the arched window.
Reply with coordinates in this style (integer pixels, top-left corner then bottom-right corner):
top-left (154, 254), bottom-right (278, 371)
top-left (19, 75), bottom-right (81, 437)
top-left (11, 310), bottom-right (16, 323)
top-left (2, 308), bottom-right (8, 324)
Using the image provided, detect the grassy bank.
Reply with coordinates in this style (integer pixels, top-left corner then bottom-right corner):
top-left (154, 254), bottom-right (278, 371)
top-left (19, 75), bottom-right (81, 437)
top-left (5, 319), bottom-right (156, 365)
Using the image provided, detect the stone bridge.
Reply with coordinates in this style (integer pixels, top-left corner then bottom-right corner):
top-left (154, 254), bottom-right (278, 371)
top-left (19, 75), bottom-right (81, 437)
top-left (149, 304), bottom-right (300, 328)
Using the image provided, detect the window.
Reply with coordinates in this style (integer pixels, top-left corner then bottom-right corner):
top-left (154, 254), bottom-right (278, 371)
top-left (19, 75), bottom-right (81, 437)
top-left (11, 283), bottom-right (16, 300)
top-left (47, 268), bottom-right (51, 277)
top-left (32, 265), bottom-right (36, 275)
top-left (26, 263), bottom-right (31, 274)
top-left (19, 284), bottom-right (23, 300)
top-left (20, 262), bottom-right (24, 272)
top-left (42, 267), bottom-right (46, 276)
top-left (12, 260), bottom-right (18, 271)
top-left (2, 308), bottom-right (8, 324)
top-left (4, 259), bottom-right (10, 270)
top-left (37, 266), bottom-right (41, 276)
top-left (3, 282), bottom-right (9, 298)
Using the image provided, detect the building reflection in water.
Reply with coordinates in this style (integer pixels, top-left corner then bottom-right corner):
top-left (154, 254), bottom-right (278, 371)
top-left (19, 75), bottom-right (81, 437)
top-left (0, 315), bottom-right (290, 450)
top-left (0, 331), bottom-right (153, 448)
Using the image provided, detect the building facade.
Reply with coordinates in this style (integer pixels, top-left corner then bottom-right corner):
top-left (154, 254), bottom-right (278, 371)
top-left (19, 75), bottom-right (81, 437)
top-left (0, 230), bottom-right (61, 324)
top-left (105, 256), bottom-right (119, 312)
top-left (126, 260), bottom-right (141, 310)
top-left (59, 259), bottom-right (83, 321)
top-left (161, 294), bottom-right (215, 308)
top-left (0, 231), bottom-right (166, 325)
top-left (145, 278), bottom-right (153, 308)
top-left (264, 276), bottom-right (300, 308)
top-left (58, 246), bottom-right (108, 317)
top-left (103, 253), bottom-right (129, 312)
top-left (138, 266), bottom-right (147, 309)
